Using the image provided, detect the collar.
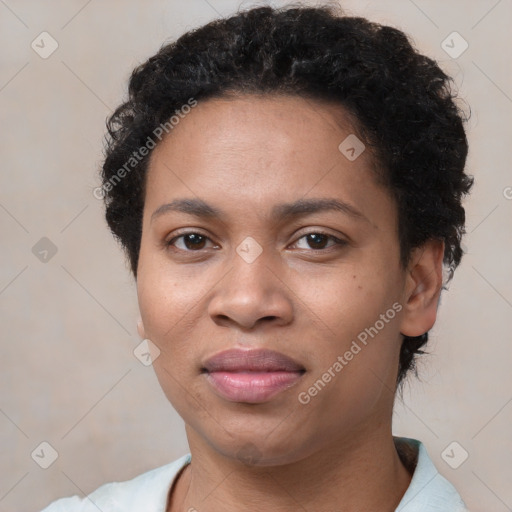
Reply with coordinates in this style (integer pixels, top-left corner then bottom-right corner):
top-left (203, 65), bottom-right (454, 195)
top-left (394, 436), bottom-right (469, 511)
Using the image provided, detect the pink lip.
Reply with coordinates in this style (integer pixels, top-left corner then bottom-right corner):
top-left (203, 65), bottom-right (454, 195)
top-left (202, 348), bottom-right (305, 403)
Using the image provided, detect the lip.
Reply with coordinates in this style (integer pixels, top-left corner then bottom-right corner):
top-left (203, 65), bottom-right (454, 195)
top-left (202, 348), bottom-right (305, 403)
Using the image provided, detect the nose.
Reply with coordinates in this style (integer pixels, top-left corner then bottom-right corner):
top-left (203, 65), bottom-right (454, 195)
top-left (207, 244), bottom-right (294, 331)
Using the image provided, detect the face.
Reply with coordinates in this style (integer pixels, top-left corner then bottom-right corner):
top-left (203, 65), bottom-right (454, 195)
top-left (137, 94), bottom-right (412, 466)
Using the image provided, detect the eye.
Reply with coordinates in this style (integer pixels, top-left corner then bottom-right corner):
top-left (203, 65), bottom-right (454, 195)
top-left (166, 231), bottom-right (347, 253)
top-left (291, 232), bottom-right (347, 251)
top-left (166, 232), bottom-right (217, 251)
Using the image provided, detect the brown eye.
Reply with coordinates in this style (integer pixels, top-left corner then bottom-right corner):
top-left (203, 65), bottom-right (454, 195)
top-left (293, 232), bottom-right (347, 251)
top-left (305, 233), bottom-right (329, 249)
top-left (167, 233), bottom-right (213, 251)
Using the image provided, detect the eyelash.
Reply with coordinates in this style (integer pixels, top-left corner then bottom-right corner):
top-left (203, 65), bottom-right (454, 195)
top-left (165, 230), bottom-right (347, 253)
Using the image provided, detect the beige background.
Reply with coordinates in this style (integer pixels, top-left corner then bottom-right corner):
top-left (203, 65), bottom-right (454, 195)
top-left (1, 1), bottom-right (511, 511)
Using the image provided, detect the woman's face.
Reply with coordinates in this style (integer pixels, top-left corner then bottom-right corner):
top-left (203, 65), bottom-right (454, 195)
top-left (137, 94), bottom-right (411, 465)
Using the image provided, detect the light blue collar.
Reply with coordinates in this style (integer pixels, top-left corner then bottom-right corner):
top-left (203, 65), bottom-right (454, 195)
top-left (395, 437), bottom-right (469, 511)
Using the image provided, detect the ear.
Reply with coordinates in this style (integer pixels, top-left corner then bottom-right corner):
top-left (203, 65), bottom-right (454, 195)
top-left (137, 317), bottom-right (146, 339)
top-left (399, 239), bottom-right (444, 337)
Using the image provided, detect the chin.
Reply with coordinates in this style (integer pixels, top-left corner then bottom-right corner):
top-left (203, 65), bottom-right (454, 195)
top-left (201, 424), bottom-right (316, 467)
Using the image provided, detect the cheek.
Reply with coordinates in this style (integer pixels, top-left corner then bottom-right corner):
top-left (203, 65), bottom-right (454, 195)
top-left (295, 264), bottom-right (395, 343)
top-left (137, 254), bottom-right (205, 342)
top-left (292, 262), bottom-right (402, 390)
top-left (137, 267), bottom-right (207, 420)
top-left (294, 283), bottom-right (401, 437)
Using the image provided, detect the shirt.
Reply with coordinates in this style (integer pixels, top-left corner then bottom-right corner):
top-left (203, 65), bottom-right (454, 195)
top-left (40, 436), bottom-right (469, 511)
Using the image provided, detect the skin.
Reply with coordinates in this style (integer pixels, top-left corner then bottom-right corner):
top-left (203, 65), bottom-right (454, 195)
top-left (136, 94), bottom-right (444, 512)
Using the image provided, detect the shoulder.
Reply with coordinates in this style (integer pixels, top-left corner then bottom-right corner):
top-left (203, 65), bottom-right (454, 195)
top-left (40, 453), bottom-right (191, 512)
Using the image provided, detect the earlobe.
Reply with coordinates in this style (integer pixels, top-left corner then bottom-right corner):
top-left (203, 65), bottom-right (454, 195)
top-left (137, 317), bottom-right (146, 339)
top-left (399, 240), bottom-right (444, 337)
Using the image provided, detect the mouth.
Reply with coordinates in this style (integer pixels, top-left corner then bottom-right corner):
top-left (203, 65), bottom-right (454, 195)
top-left (202, 348), bottom-right (306, 403)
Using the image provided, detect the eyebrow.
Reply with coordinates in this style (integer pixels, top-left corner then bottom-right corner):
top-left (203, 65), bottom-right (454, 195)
top-left (151, 197), bottom-right (369, 225)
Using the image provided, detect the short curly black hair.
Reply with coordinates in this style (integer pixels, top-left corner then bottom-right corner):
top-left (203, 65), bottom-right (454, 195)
top-left (100, 4), bottom-right (473, 386)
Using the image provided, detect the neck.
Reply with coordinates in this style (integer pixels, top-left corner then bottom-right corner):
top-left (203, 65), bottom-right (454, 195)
top-left (170, 426), bottom-right (412, 512)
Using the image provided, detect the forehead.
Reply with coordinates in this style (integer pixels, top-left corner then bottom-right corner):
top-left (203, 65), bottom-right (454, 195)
top-left (144, 94), bottom-right (386, 220)
top-left (150, 94), bottom-right (368, 164)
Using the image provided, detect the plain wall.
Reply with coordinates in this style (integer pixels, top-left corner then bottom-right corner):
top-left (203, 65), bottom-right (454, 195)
top-left (1, 1), bottom-right (511, 511)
